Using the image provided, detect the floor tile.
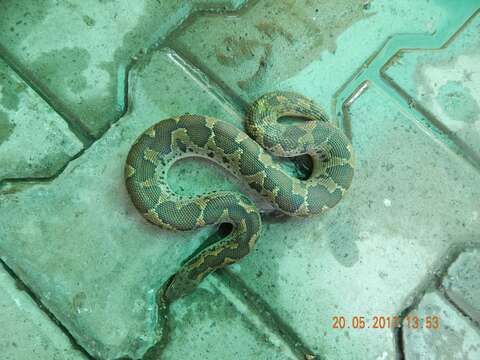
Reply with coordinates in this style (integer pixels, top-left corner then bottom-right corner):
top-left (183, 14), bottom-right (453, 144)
top-left (402, 291), bottom-right (480, 360)
top-left (174, 0), bottom-right (455, 111)
top-left (0, 48), bottom-right (270, 359)
top-left (383, 12), bottom-right (480, 159)
top-left (227, 84), bottom-right (480, 359)
top-left (0, 0), bottom-right (247, 137)
top-left (0, 58), bottom-right (82, 182)
top-left (442, 249), bottom-right (480, 323)
top-left (0, 265), bottom-right (87, 360)
top-left (157, 279), bottom-right (294, 360)
top-left (1, 1), bottom-right (480, 359)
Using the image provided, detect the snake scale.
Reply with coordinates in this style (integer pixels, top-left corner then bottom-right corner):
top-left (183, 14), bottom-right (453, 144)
top-left (125, 92), bottom-right (354, 302)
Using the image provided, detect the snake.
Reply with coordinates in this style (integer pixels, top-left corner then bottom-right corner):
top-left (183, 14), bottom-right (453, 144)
top-left (125, 92), bottom-right (354, 303)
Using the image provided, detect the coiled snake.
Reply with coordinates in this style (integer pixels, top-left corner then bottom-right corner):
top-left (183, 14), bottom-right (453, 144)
top-left (125, 92), bottom-right (354, 302)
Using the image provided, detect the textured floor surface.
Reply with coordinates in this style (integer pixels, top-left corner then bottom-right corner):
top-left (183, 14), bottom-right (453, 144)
top-left (0, 1), bottom-right (479, 359)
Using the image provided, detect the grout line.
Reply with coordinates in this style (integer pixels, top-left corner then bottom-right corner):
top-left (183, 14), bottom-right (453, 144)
top-left (377, 9), bottom-right (480, 173)
top-left (372, 75), bottom-right (480, 173)
top-left (0, 48), bottom-right (136, 193)
top-left (379, 66), bottom-right (480, 174)
top-left (439, 285), bottom-right (480, 331)
top-left (0, 44), bottom-right (95, 146)
top-left (333, 8), bottom-right (480, 175)
top-left (166, 48), bottom-right (248, 117)
top-left (160, 0), bottom-right (263, 114)
top-left (0, 259), bottom-right (95, 360)
top-left (164, 0), bottom-right (260, 43)
top-left (392, 243), bottom-right (480, 359)
top-left (166, 43), bottom-right (250, 113)
top-left (331, 35), bottom-right (393, 119)
top-left (0, 145), bottom-right (87, 193)
top-left (212, 269), bottom-right (318, 360)
top-left (0, 0), bottom-right (257, 194)
top-left (380, 8), bottom-right (480, 65)
top-left (395, 323), bottom-right (405, 360)
top-left (340, 80), bottom-right (370, 139)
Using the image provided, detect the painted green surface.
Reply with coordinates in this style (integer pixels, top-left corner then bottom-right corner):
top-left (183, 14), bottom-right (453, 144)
top-left (0, 0), bottom-right (248, 137)
top-left (0, 49), bottom-right (268, 359)
top-left (443, 249), bottom-right (480, 323)
top-left (0, 267), bottom-right (87, 360)
top-left (175, 0), bottom-right (369, 99)
top-left (0, 0), bottom-right (480, 359)
top-left (0, 58), bottom-right (83, 181)
top-left (384, 12), bottom-right (480, 161)
top-left (403, 292), bottom-right (480, 360)
top-left (230, 84), bottom-right (480, 359)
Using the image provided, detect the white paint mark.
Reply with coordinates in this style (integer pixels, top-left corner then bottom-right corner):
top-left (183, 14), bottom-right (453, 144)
top-left (376, 351), bottom-right (389, 360)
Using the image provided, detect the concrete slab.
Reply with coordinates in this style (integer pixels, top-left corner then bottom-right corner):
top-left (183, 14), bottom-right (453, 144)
top-left (225, 83), bottom-right (480, 359)
top-left (383, 12), bottom-right (480, 160)
top-left (442, 249), bottom-right (480, 324)
top-left (157, 279), bottom-right (294, 360)
top-left (0, 265), bottom-right (87, 360)
top-left (0, 58), bottom-right (83, 182)
top-left (173, 0), bottom-right (457, 112)
top-left (0, 0), bottom-right (247, 138)
top-left (1, 1), bottom-right (480, 359)
top-left (402, 291), bottom-right (480, 360)
top-left (0, 48), bottom-right (279, 359)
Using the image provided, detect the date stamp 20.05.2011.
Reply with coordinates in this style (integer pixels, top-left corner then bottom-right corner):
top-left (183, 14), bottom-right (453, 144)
top-left (331, 315), bottom-right (440, 330)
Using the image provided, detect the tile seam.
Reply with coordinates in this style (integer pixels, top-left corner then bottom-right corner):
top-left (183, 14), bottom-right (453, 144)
top-left (0, 259), bottom-right (95, 360)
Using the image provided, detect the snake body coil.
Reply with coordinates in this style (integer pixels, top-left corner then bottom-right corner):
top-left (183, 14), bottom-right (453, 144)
top-left (125, 92), bottom-right (354, 302)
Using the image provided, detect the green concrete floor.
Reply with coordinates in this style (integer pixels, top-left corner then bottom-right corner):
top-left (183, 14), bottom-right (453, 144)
top-left (1, 1), bottom-right (479, 359)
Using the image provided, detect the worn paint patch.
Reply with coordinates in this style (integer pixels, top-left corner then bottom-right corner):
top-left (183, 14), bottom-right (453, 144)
top-left (0, 69), bottom-right (27, 111)
top-left (436, 80), bottom-right (479, 125)
top-left (82, 15), bottom-right (95, 27)
top-left (177, 0), bottom-right (371, 93)
top-left (31, 47), bottom-right (90, 95)
top-left (0, 1), bottom-right (49, 41)
top-left (0, 110), bottom-right (15, 144)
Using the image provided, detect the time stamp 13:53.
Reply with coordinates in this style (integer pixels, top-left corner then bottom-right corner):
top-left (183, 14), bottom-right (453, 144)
top-left (331, 315), bottom-right (441, 330)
